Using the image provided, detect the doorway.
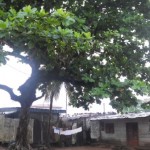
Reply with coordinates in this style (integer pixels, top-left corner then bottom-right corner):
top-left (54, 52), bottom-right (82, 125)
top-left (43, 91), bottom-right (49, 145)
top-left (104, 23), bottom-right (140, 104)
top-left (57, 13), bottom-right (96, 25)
top-left (126, 122), bottom-right (139, 146)
top-left (33, 119), bottom-right (42, 144)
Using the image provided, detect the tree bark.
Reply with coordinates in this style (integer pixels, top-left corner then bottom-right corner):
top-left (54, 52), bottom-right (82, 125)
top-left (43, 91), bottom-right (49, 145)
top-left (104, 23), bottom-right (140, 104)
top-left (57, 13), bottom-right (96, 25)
top-left (9, 106), bottom-right (31, 150)
top-left (47, 92), bottom-right (54, 148)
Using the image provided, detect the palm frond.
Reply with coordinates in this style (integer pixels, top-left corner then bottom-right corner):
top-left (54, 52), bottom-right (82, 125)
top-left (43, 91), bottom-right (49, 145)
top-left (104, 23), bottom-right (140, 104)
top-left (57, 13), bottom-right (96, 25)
top-left (45, 81), bottom-right (62, 101)
top-left (64, 83), bottom-right (73, 102)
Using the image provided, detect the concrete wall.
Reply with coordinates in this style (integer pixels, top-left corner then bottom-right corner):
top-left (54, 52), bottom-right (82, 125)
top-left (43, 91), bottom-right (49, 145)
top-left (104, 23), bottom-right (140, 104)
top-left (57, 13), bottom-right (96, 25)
top-left (91, 117), bottom-right (150, 146)
top-left (138, 117), bottom-right (150, 146)
top-left (90, 120), bottom-right (100, 140)
top-left (0, 115), bottom-right (33, 143)
top-left (101, 119), bottom-right (126, 144)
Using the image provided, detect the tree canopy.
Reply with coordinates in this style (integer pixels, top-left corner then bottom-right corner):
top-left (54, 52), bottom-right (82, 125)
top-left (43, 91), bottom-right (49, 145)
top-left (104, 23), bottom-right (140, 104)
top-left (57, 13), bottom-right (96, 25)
top-left (0, 0), bottom-right (150, 111)
top-left (0, 3), bottom-right (95, 149)
top-left (0, 1), bottom-right (150, 149)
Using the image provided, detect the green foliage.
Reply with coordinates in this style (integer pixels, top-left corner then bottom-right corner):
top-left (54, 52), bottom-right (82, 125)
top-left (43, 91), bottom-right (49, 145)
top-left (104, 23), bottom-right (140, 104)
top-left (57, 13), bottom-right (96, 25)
top-left (0, 46), bottom-right (7, 65)
top-left (0, 0), bottom-right (150, 112)
top-left (0, 6), bottom-right (92, 67)
top-left (122, 103), bottom-right (144, 114)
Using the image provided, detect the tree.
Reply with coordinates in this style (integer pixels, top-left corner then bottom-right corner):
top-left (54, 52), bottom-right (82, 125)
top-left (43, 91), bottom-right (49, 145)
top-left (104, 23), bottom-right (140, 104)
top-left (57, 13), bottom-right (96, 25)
top-left (122, 100), bottom-right (144, 113)
top-left (45, 81), bottom-right (73, 146)
top-left (0, 0), bottom-right (150, 149)
top-left (45, 81), bottom-right (62, 147)
top-left (0, 6), bottom-right (92, 150)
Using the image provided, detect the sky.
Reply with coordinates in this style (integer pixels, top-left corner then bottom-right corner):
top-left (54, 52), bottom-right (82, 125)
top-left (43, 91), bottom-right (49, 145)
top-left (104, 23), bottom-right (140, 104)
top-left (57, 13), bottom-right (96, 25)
top-left (0, 45), bottom-right (116, 114)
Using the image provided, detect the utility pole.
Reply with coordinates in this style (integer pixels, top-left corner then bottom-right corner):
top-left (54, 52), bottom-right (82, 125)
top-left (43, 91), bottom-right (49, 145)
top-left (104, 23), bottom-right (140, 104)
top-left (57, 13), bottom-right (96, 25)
top-left (66, 92), bottom-right (67, 114)
top-left (103, 103), bottom-right (105, 115)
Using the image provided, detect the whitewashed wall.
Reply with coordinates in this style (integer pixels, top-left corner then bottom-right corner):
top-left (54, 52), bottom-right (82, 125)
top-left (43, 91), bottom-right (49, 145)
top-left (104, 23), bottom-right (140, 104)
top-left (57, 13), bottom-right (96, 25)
top-left (101, 119), bottom-right (126, 144)
top-left (0, 115), bottom-right (33, 143)
top-left (138, 117), bottom-right (150, 145)
top-left (90, 120), bottom-right (100, 139)
top-left (91, 117), bottom-right (150, 146)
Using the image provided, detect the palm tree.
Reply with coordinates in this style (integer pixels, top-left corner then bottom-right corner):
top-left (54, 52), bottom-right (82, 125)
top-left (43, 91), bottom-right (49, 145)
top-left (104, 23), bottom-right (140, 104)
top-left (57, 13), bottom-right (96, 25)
top-left (45, 81), bottom-right (74, 148)
top-left (45, 81), bottom-right (62, 147)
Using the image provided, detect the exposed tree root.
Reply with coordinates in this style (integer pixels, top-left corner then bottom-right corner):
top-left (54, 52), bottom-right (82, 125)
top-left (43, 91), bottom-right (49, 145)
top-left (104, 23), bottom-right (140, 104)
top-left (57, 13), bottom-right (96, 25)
top-left (8, 143), bottom-right (31, 150)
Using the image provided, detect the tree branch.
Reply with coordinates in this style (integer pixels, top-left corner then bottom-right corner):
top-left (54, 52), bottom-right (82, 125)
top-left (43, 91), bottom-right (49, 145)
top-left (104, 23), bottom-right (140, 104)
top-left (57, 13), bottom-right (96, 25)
top-left (7, 51), bottom-right (40, 71)
top-left (6, 51), bottom-right (31, 65)
top-left (34, 92), bottom-right (45, 101)
top-left (0, 84), bottom-right (21, 102)
top-left (39, 69), bottom-right (94, 87)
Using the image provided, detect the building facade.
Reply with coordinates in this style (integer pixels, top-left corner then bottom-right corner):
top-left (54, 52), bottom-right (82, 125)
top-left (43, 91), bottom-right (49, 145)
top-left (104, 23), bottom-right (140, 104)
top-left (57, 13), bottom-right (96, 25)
top-left (0, 106), bottom-right (66, 145)
top-left (90, 112), bottom-right (150, 147)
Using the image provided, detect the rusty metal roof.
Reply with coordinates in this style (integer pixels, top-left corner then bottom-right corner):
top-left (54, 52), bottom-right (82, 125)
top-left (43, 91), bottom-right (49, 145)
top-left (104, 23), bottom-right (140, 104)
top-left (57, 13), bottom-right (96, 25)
top-left (90, 112), bottom-right (150, 121)
top-left (0, 106), bottom-right (66, 114)
top-left (61, 112), bottom-right (116, 120)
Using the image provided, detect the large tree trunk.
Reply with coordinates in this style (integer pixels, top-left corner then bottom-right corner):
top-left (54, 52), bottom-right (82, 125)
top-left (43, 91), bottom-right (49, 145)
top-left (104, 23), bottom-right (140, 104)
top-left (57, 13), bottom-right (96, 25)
top-left (9, 105), bottom-right (31, 150)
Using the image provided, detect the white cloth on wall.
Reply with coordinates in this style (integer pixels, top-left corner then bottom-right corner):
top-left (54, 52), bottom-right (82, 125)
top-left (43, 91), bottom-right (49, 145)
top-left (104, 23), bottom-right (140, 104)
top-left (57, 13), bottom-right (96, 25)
top-left (53, 126), bottom-right (82, 135)
top-left (53, 127), bottom-right (62, 134)
top-left (71, 127), bottom-right (82, 135)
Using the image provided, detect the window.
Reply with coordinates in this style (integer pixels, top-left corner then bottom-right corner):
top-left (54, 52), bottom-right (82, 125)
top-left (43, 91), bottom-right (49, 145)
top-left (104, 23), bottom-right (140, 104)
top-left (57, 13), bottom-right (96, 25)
top-left (105, 123), bottom-right (114, 134)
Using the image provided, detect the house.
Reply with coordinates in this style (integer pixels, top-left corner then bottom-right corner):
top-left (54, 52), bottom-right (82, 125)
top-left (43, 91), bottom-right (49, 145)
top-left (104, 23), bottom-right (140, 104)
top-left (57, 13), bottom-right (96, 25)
top-left (90, 112), bottom-right (150, 147)
top-left (0, 104), bottom-right (66, 145)
top-left (60, 113), bottom-right (103, 146)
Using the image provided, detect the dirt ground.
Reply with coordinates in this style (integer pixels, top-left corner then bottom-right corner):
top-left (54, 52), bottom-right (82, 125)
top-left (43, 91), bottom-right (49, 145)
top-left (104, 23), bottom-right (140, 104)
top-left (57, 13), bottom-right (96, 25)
top-left (54, 145), bottom-right (112, 150)
top-left (0, 147), bottom-right (6, 150)
top-left (0, 145), bottom-right (112, 150)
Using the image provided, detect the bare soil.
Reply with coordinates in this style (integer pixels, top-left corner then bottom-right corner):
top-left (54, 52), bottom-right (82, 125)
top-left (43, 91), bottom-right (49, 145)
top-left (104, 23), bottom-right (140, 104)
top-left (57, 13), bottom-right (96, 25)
top-left (0, 147), bottom-right (6, 150)
top-left (54, 145), bottom-right (112, 150)
top-left (0, 145), bottom-right (112, 150)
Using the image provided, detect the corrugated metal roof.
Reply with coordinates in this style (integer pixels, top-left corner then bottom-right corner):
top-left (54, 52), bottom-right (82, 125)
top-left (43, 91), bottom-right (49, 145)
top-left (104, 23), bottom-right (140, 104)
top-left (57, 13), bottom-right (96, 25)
top-left (61, 113), bottom-right (105, 120)
top-left (0, 107), bottom-right (66, 114)
top-left (60, 112), bottom-right (117, 120)
top-left (90, 112), bottom-right (150, 121)
top-left (31, 104), bottom-right (63, 110)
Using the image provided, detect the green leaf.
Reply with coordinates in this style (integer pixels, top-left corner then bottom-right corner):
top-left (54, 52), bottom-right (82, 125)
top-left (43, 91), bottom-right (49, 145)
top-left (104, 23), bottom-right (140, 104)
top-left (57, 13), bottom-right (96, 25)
top-left (83, 32), bottom-right (91, 38)
top-left (23, 5), bottom-right (32, 13)
top-left (17, 11), bottom-right (27, 18)
top-left (0, 32), bottom-right (5, 38)
top-left (28, 41), bottom-right (34, 49)
top-left (62, 16), bottom-right (75, 26)
top-left (0, 20), bottom-right (6, 29)
top-left (52, 34), bottom-right (60, 39)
